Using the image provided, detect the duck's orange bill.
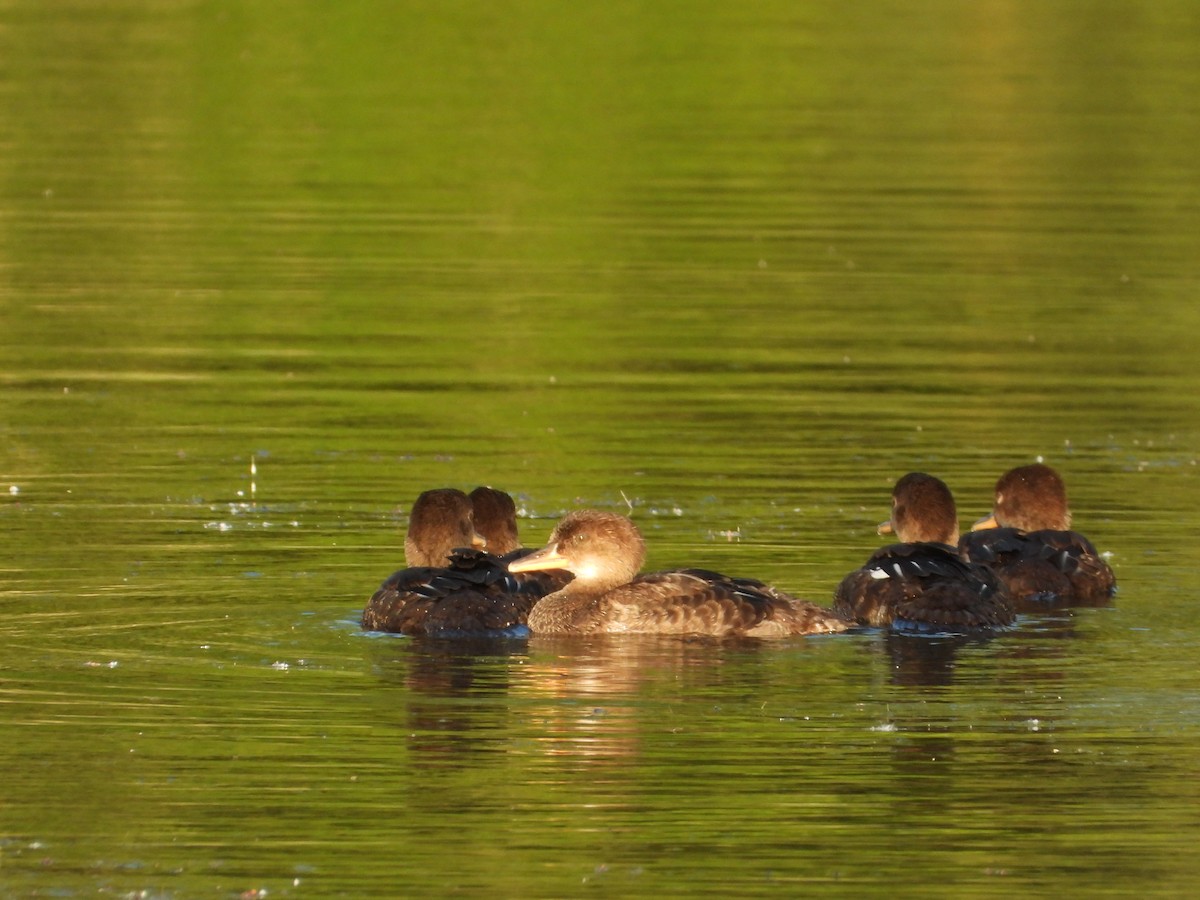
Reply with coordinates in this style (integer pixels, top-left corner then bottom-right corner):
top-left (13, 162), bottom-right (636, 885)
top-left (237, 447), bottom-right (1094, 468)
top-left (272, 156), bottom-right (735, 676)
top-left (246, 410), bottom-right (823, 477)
top-left (508, 545), bottom-right (568, 573)
top-left (876, 520), bottom-right (894, 536)
top-left (971, 513), bottom-right (999, 532)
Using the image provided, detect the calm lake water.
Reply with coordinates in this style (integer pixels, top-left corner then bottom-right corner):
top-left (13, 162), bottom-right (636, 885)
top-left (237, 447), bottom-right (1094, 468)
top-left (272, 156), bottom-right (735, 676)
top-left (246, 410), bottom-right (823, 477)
top-left (3, 1), bottom-right (1200, 896)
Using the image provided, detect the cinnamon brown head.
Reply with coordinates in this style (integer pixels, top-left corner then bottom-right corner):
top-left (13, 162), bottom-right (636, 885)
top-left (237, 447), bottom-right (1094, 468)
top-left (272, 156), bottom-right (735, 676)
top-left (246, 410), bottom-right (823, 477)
top-left (884, 473), bottom-right (960, 545)
top-left (974, 463), bottom-right (1072, 532)
top-left (404, 488), bottom-right (485, 567)
top-left (469, 486), bottom-right (521, 555)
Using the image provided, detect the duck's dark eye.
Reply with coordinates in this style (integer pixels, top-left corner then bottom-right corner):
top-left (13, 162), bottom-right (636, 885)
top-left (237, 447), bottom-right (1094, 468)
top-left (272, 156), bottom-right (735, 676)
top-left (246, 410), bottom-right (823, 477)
top-left (573, 532), bottom-right (588, 545)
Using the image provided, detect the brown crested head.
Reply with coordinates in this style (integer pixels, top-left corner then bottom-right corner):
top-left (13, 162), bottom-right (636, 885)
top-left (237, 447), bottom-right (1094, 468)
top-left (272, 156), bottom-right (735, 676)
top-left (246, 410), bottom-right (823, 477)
top-left (508, 509), bottom-right (646, 590)
top-left (989, 463), bottom-right (1072, 532)
top-left (469, 486), bottom-right (521, 555)
top-left (887, 472), bottom-right (960, 545)
top-left (404, 488), bottom-right (484, 567)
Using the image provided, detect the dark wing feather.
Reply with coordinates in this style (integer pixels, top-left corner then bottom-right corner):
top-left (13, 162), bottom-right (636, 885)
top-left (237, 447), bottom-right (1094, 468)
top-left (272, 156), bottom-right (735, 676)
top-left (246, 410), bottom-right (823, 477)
top-left (960, 528), bottom-right (1115, 607)
top-left (362, 565), bottom-right (445, 631)
top-left (362, 549), bottom-right (573, 636)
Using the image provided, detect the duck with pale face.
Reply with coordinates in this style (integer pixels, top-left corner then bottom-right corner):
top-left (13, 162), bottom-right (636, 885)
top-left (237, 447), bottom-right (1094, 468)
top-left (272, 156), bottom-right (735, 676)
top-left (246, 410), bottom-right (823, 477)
top-left (508, 509), bottom-right (852, 637)
top-left (959, 463), bottom-right (1116, 607)
top-left (834, 473), bottom-right (1013, 631)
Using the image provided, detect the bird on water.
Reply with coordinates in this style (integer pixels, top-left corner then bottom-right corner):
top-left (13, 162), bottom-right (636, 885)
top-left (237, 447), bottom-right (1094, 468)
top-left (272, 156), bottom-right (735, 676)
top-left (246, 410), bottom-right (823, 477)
top-left (362, 487), bottom-right (572, 636)
top-left (507, 509), bottom-right (852, 637)
top-left (833, 472), bottom-right (1013, 631)
top-left (959, 463), bottom-right (1116, 607)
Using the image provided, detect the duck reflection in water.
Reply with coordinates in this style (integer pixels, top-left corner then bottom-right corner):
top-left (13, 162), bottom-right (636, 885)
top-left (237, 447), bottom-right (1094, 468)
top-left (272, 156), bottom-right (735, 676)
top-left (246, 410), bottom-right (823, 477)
top-left (514, 633), bottom-right (788, 766)
top-left (508, 510), bottom-right (852, 637)
top-left (834, 473), bottom-right (1014, 632)
top-left (959, 463), bottom-right (1116, 610)
top-left (370, 634), bottom-right (740, 769)
top-left (365, 635), bottom-right (525, 769)
top-left (361, 487), bottom-right (573, 636)
top-left (879, 631), bottom-right (983, 687)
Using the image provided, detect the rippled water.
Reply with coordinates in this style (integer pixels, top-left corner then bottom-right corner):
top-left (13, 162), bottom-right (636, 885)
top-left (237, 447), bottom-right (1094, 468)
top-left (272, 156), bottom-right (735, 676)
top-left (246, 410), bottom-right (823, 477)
top-left (3, 1), bottom-right (1200, 896)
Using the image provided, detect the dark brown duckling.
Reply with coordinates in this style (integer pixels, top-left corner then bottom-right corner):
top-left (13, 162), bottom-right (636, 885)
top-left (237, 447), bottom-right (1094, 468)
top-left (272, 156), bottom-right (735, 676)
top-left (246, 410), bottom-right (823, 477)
top-left (468, 485), bottom-right (521, 556)
top-left (958, 463), bottom-right (1116, 607)
top-left (362, 487), bottom-right (573, 636)
top-left (507, 509), bottom-right (852, 637)
top-left (403, 488), bottom-right (484, 567)
top-left (833, 473), bottom-right (1013, 631)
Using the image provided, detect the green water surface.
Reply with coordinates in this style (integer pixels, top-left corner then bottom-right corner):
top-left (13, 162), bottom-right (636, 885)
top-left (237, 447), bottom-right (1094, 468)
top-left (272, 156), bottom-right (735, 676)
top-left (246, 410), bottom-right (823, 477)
top-left (3, 1), bottom-right (1200, 896)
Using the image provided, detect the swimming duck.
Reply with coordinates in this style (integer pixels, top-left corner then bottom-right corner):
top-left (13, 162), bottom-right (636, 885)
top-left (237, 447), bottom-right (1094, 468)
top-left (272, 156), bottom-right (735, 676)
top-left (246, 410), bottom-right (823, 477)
top-left (507, 509), bottom-right (852, 637)
top-left (958, 463), bottom-right (1116, 606)
top-left (833, 473), bottom-right (1013, 631)
top-left (361, 487), bottom-right (573, 636)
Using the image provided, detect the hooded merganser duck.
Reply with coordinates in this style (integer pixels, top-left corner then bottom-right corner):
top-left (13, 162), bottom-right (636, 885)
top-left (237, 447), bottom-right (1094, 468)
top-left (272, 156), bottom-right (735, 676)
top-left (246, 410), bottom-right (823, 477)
top-left (468, 485), bottom-right (521, 556)
top-left (402, 488), bottom-right (485, 567)
top-left (958, 463), bottom-right (1116, 606)
top-left (833, 473), bottom-right (1013, 631)
top-left (506, 509), bottom-right (852, 637)
top-left (362, 487), bottom-right (573, 636)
